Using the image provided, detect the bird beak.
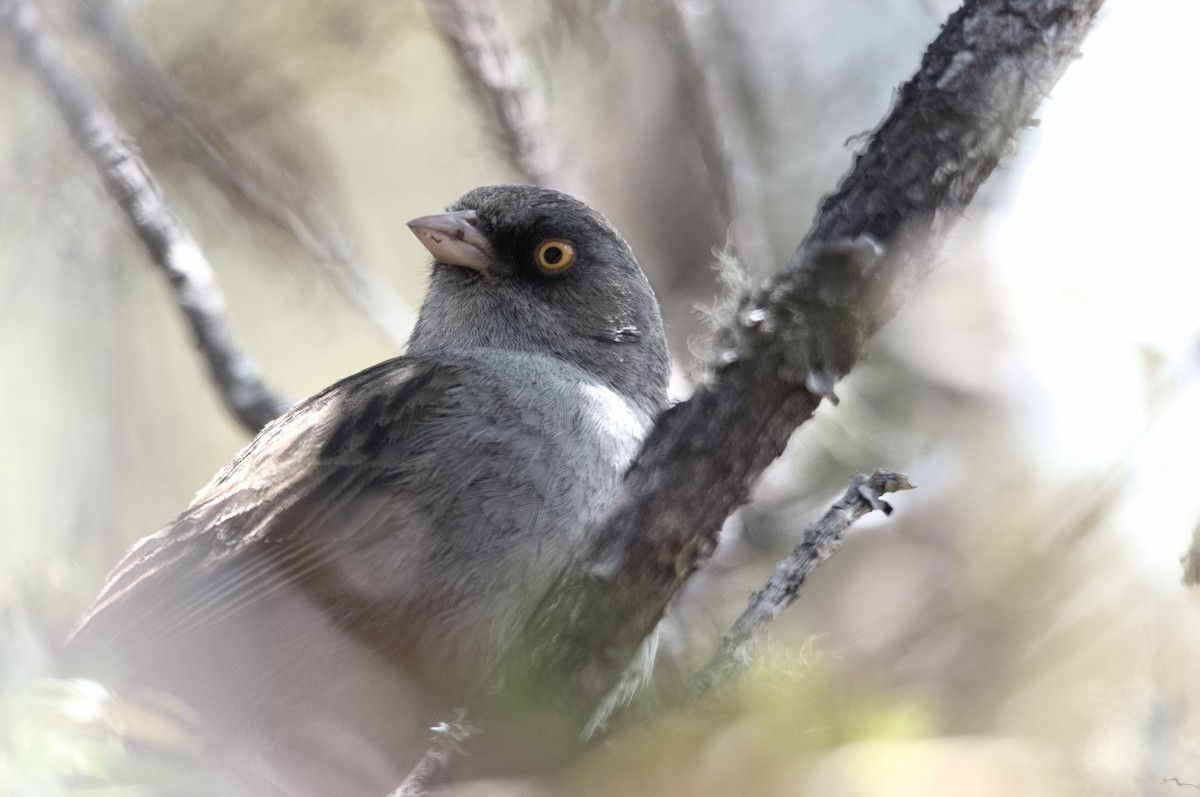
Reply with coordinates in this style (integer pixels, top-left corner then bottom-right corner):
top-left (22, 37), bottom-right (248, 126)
top-left (407, 209), bottom-right (493, 276)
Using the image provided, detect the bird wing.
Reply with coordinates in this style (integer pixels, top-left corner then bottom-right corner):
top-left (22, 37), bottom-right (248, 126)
top-left (71, 355), bottom-right (460, 654)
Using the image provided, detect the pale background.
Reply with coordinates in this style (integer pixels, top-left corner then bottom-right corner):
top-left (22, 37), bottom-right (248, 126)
top-left (2, 0), bottom-right (1199, 793)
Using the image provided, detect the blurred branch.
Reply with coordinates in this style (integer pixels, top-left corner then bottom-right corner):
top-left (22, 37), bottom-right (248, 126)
top-left (1, 0), bottom-right (290, 434)
top-left (688, 470), bottom-right (914, 700)
top-left (422, 0), bottom-right (557, 186)
top-left (1163, 778), bottom-right (1200, 791)
top-left (661, 0), bottom-right (771, 271)
top-left (389, 711), bottom-right (475, 797)
top-left (1182, 518), bottom-right (1200, 586)
top-left (508, 0), bottom-right (1106, 722)
top-left (83, 1), bottom-right (413, 348)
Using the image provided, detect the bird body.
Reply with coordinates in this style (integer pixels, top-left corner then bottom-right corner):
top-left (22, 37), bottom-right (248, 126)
top-left (70, 185), bottom-right (670, 794)
top-left (79, 350), bottom-right (652, 679)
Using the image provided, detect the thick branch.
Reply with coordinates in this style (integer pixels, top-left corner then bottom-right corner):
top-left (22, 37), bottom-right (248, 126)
top-left (423, 0), bottom-right (557, 186)
top-left (688, 470), bottom-right (914, 699)
top-left (508, 0), bottom-right (1106, 717)
top-left (1, 0), bottom-right (289, 433)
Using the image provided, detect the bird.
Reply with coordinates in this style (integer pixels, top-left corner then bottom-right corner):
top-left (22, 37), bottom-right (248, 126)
top-left (68, 184), bottom-right (671, 796)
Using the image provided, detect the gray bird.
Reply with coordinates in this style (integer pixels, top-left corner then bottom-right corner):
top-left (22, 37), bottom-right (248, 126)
top-left (70, 184), bottom-right (670, 795)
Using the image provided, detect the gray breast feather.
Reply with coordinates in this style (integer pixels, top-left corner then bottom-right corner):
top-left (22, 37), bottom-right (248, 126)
top-left (322, 350), bottom-right (652, 671)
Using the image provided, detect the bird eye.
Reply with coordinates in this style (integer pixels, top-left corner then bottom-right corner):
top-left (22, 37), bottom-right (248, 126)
top-left (535, 240), bottom-right (575, 272)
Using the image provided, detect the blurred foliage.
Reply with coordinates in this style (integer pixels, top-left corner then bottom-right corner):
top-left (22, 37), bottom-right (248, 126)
top-left (2, 0), bottom-right (1199, 794)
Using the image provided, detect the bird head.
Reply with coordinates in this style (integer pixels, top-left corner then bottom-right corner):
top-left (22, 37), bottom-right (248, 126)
top-left (407, 184), bottom-right (670, 416)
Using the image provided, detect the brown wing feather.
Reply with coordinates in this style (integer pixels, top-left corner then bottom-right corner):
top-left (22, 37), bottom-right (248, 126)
top-left (71, 356), bottom-right (450, 654)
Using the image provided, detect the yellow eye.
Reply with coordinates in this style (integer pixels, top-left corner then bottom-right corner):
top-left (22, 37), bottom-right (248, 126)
top-left (535, 240), bottom-right (575, 272)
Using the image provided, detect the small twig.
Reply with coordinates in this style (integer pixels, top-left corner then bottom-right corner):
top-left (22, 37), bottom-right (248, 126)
top-left (688, 470), bottom-right (914, 699)
top-left (422, 0), bottom-right (557, 186)
top-left (1164, 778), bottom-right (1200, 791)
top-left (1, 0), bottom-right (289, 434)
top-left (388, 711), bottom-right (476, 797)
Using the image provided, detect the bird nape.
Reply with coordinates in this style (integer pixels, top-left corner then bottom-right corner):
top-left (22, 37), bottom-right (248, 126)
top-left (68, 184), bottom-right (671, 796)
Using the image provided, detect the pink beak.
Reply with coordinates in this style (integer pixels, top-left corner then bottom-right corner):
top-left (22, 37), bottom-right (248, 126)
top-left (407, 209), bottom-right (493, 276)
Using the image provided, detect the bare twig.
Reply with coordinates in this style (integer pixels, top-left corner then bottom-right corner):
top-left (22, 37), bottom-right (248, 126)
top-left (1, 0), bottom-right (290, 434)
top-left (83, 1), bottom-right (414, 348)
top-left (503, 0), bottom-right (1107, 725)
top-left (688, 470), bottom-right (914, 699)
top-left (1164, 778), bottom-right (1200, 791)
top-left (388, 711), bottom-right (476, 797)
top-left (422, 0), bottom-right (557, 186)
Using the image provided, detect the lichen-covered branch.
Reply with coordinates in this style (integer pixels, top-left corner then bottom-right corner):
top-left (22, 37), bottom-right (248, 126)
top-left (1, 0), bottom-right (290, 433)
top-left (508, 0), bottom-right (1107, 721)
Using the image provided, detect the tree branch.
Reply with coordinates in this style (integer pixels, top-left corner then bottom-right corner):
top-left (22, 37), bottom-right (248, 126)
top-left (506, 0), bottom-right (1106, 721)
top-left (82, 0), bottom-right (414, 349)
top-left (688, 470), bottom-right (914, 700)
top-left (422, 0), bottom-right (557, 187)
top-left (1, 0), bottom-right (290, 434)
